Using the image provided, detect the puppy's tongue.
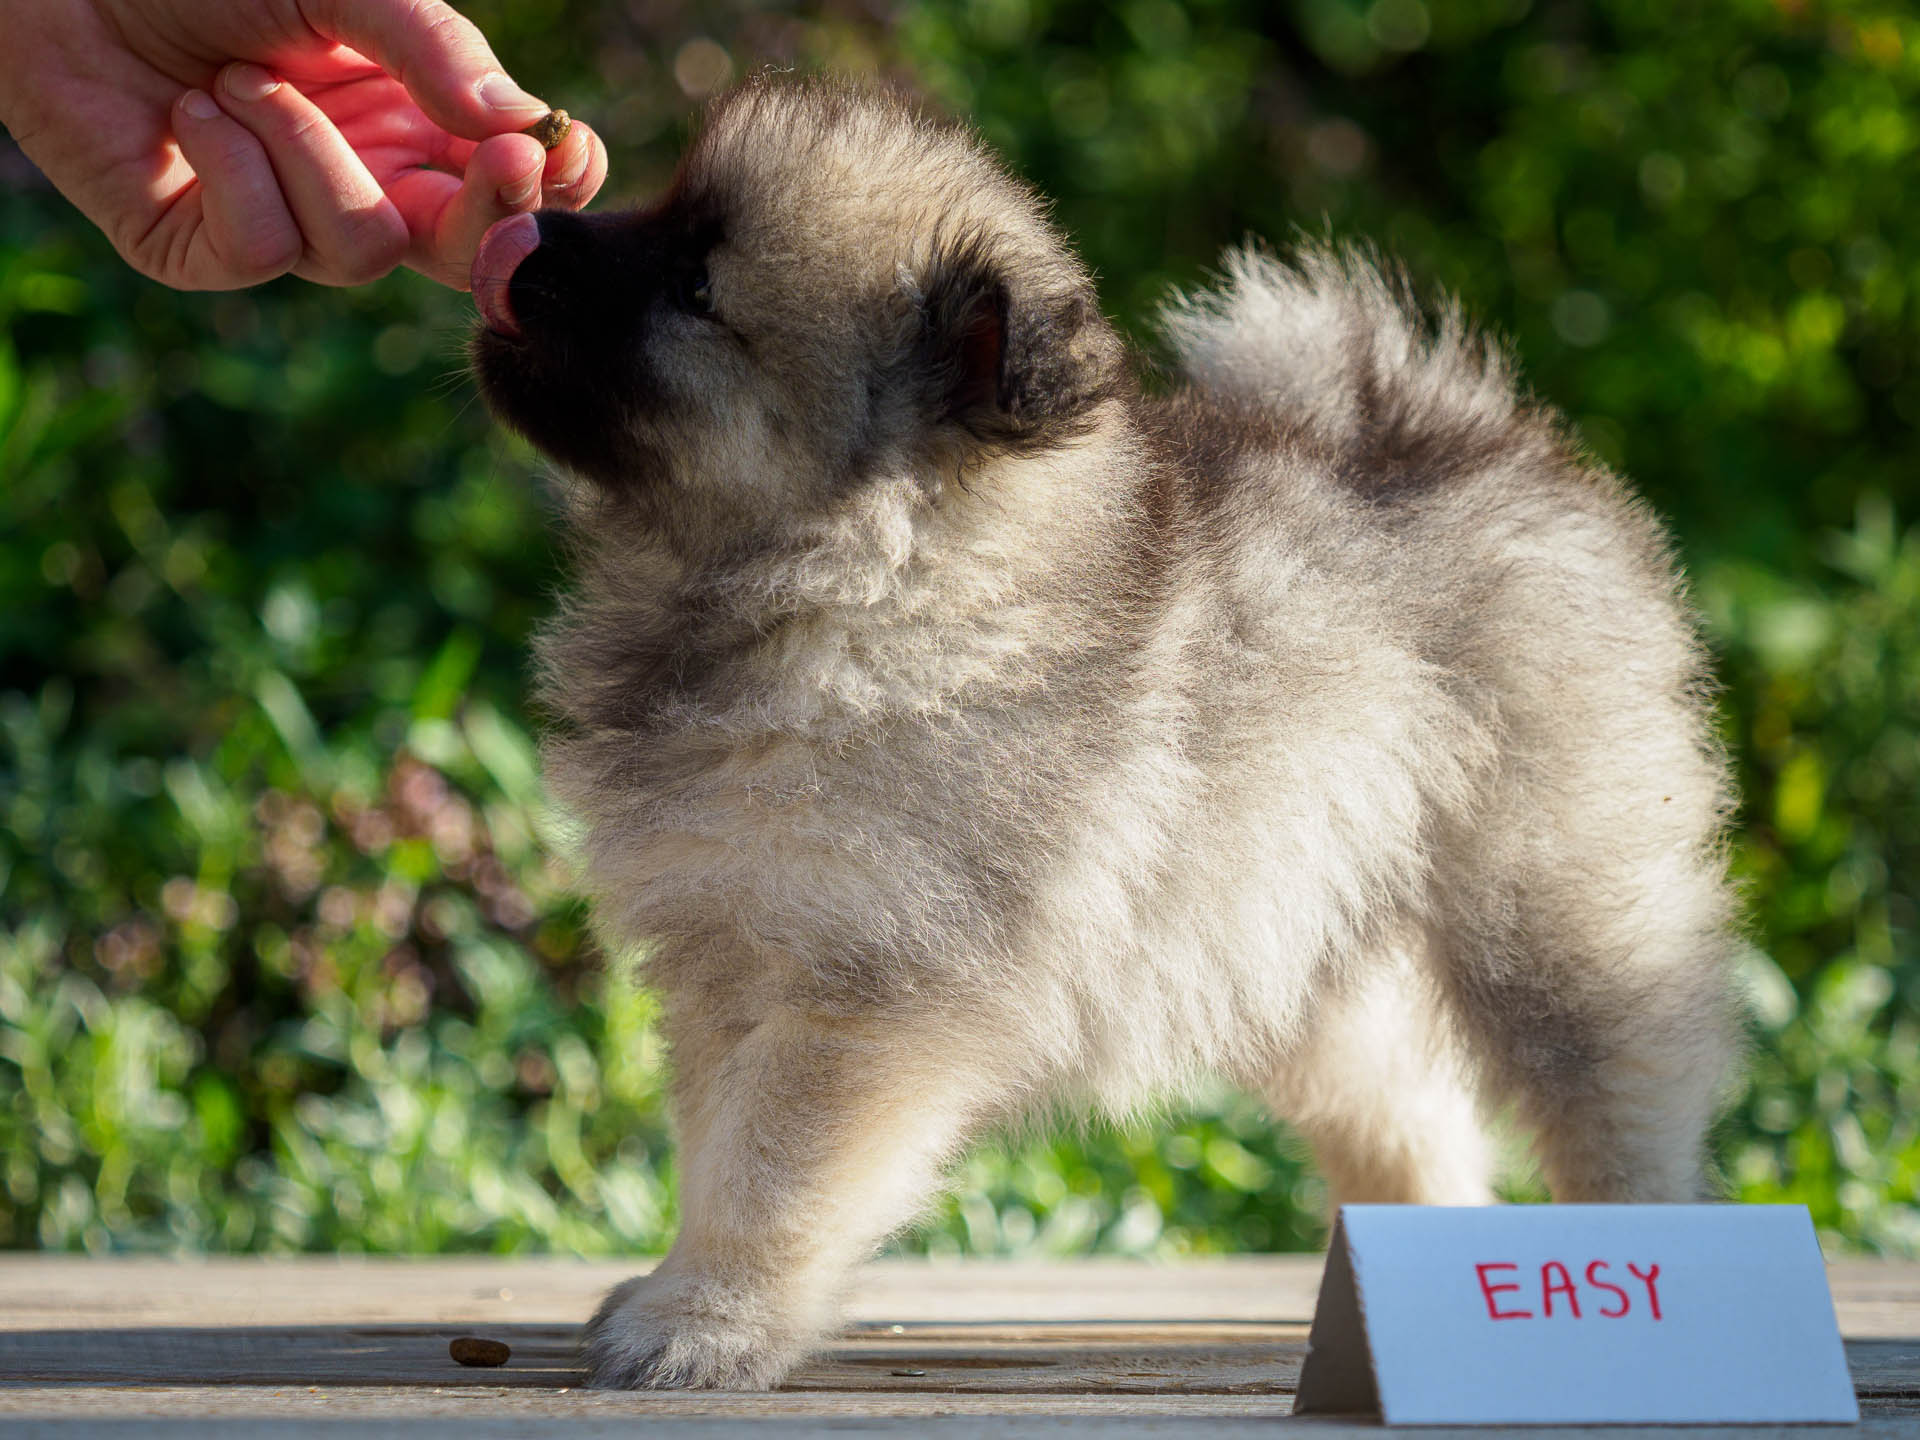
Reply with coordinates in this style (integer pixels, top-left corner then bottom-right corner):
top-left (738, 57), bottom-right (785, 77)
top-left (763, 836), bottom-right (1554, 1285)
top-left (473, 213), bottom-right (541, 337)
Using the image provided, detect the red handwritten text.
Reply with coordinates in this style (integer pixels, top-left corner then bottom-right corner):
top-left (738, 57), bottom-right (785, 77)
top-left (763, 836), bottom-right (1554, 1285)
top-left (1474, 1260), bottom-right (1665, 1321)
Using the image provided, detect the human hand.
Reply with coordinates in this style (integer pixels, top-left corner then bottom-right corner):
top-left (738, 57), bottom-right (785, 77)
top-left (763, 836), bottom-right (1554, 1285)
top-left (0, 0), bottom-right (608, 291)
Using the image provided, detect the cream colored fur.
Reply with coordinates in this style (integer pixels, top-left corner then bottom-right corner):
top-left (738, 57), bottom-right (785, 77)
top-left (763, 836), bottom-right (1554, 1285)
top-left (475, 78), bottom-right (1742, 1390)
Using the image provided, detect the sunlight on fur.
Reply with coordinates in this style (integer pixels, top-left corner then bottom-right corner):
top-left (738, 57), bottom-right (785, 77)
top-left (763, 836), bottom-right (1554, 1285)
top-left (468, 74), bottom-right (1741, 1390)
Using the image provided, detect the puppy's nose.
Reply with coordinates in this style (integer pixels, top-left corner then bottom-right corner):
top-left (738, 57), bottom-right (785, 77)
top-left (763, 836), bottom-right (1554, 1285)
top-left (473, 213), bottom-right (541, 337)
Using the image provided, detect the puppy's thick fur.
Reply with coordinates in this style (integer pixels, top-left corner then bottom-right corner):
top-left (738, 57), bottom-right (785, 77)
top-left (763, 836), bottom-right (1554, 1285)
top-left (473, 76), bottom-right (1739, 1390)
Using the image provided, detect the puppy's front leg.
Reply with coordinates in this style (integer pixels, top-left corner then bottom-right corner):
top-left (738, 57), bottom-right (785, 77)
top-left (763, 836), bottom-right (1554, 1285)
top-left (583, 1005), bottom-right (984, 1390)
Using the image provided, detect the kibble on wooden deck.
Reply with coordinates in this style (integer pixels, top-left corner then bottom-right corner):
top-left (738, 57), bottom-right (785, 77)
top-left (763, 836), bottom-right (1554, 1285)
top-left (449, 1335), bottom-right (512, 1367)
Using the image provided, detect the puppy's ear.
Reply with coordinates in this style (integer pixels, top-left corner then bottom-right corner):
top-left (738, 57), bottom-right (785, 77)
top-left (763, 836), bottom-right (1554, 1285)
top-left (912, 238), bottom-right (1120, 445)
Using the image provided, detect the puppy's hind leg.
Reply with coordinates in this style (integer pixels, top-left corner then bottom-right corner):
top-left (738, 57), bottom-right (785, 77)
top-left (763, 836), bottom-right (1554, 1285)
top-left (1436, 850), bottom-right (1740, 1205)
top-left (1260, 932), bottom-right (1494, 1209)
top-left (583, 1000), bottom-right (999, 1390)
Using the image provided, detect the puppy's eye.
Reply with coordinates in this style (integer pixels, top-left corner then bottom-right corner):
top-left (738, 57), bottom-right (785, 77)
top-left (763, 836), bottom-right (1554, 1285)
top-left (681, 266), bottom-right (717, 318)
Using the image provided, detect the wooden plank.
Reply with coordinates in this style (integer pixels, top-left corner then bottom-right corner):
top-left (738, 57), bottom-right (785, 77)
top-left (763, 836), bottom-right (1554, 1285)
top-left (0, 1255), bottom-right (1327, 1327)
top-left (3, 1391), bottom-right (1920, 1438)
top-left (5, 1253), bottom-right (1910, 1328)
top-left (0, 1313), bottom-right (1901, 1404)
top-left (0, 1319), bottom-right (1304, 1392)
top-left (1832, 1259), bottom-right (1920, 1339)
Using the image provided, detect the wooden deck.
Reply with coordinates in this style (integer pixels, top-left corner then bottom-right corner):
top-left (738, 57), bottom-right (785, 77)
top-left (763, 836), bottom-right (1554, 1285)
top-left (2, 1254), bottom-right (1918, 1434)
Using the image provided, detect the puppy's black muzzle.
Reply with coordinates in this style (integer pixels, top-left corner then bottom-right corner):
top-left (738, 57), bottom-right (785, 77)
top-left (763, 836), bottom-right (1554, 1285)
top-left (471, 210), bottom-right (668, 481)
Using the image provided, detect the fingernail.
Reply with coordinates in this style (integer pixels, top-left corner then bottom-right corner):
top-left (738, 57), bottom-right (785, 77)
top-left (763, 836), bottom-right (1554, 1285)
top-left (223, 63), bottom-right (281, 102)
top-left (546, 147), bottom-right (587, 194)
top-left (500, 171), bottom-right (541, 208)
top-left (478, 72), bottom-right (545, 115)
top-left (180, 90), bottom-right (221, 121)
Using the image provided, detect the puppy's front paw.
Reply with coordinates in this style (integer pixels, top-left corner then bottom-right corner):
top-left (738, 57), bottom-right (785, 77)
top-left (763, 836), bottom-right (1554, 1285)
top-left (580, 1274), bottom-right (799, 1390)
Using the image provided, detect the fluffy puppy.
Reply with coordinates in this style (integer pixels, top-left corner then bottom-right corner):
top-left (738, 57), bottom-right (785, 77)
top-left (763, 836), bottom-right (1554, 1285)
top-left (470, 74), bottom-right (1740, 1390)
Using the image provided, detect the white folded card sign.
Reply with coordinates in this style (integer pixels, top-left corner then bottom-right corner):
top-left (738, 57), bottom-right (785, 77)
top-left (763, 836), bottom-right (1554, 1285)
top-left (1294, 1203), bottom-right (1857, 1426)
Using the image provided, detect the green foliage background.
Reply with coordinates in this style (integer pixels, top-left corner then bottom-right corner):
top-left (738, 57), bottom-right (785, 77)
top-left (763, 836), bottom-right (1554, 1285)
top-left (5, 0), bottom-right (1920, 1257)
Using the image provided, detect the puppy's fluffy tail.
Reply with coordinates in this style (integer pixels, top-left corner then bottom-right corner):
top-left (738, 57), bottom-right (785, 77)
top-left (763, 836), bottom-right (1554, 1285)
top-left (1158, 244), bottom-right (1525, 464)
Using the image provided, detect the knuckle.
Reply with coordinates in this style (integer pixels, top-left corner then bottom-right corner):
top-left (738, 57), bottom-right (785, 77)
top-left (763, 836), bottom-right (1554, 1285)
top-left (408, 1), bottom-right (472, 55)
top-left (213, 129), bottom-right (269, 173)
top-left (122, 210), bottom-right (204, 291)
top-left (235, 226), bottom-right (304, 280)
top-left (272, 108), bottom-right (335, 151)
top-left (413, 0), bottom-right (475, 43)
top-left (416, 1), bottom-right (468, 40)
top-left (401, 0), bottom-right (482, 80)
top-left (132, 242), bottom-right (188, 290)
top-left (333, 213), bottom-right (409, 285)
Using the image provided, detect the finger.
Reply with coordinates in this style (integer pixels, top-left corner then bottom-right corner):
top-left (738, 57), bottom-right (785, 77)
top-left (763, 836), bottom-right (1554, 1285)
top-left (295, 0), bottom-right (549, 140)
top-left (215, 62), bottom-right (409, 286)
top-left (297, 70), bottom-right (422, 140)
top-left (274, 41), bottom-right (384, 85)
top-left (390, 132), bottom-right (546, 290)
top-left (304, 70), bottom-right (475, 172)
top-left (540, 119), bottom-right (607, 212)
top-left (165, 89), bottom-right (304, 289)
top-left (305, 68), bottom-right (597, 206)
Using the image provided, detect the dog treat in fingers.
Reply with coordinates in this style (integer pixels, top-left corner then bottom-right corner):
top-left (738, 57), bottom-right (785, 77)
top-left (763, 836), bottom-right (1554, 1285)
top-left (521, 110), bottom-right (572, 150)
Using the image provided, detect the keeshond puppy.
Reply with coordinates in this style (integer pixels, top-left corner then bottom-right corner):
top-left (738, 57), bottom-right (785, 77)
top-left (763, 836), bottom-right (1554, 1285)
top-left (470, 75), bottom-right (1739, 1390)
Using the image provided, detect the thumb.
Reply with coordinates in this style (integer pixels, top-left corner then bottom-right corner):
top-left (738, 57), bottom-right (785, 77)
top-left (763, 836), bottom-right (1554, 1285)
top-left (295, 0), bottom-right (549, 139)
